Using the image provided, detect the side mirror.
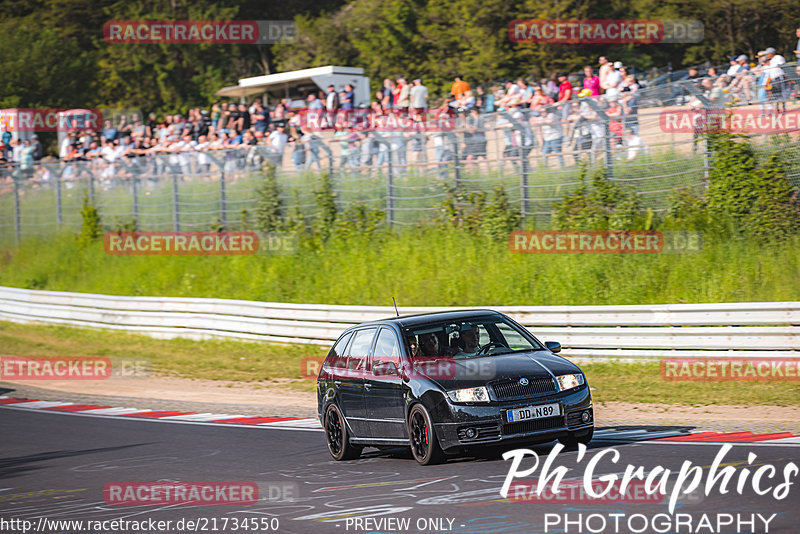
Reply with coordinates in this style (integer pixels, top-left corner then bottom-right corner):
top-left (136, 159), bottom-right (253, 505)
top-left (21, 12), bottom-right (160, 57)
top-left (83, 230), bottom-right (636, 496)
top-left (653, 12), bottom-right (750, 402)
top-left (544, 341), bottom-right (562, 353)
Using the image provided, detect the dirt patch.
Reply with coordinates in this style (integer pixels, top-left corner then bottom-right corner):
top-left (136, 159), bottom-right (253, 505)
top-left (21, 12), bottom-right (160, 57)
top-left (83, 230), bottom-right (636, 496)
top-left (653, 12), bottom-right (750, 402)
top-left (2, 376), bottom-right (317, 408)
top-left (594, 401), bottom-right (800, 427)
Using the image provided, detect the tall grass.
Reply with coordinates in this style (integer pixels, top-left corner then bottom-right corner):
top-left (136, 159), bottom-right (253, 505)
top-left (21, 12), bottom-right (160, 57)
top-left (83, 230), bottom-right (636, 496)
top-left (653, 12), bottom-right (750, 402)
top-left (2, 229), bottom-right (798, 305)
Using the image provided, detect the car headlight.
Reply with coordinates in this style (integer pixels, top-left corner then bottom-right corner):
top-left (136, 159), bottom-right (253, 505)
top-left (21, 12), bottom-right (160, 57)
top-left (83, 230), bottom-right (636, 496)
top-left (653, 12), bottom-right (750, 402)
top-left (447, 386), bottom-right (490, 403)
top-left (556, 373), bottom-right (585, 391)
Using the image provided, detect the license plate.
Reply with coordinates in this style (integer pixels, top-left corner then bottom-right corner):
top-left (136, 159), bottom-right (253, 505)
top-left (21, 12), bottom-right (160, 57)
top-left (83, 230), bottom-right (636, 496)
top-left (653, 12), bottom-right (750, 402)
top-left (506, 403), bottom-right (560, 423)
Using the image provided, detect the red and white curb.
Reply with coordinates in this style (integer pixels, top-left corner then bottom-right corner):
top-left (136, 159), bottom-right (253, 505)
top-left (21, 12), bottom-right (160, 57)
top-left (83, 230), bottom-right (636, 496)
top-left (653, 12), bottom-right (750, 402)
top-left (2, 396), bottom-right (799, 445)
top-left (0, 396), bottom-right (323, 431)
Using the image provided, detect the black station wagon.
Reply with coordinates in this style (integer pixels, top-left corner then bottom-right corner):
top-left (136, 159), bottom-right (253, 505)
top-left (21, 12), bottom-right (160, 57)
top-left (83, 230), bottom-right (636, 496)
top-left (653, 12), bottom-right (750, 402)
top-left (317, 310), bottom-right (594, 465)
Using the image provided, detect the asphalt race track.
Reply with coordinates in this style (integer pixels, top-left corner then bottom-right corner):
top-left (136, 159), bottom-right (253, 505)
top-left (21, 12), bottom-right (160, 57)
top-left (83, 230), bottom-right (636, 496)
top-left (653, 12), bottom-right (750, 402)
top-left (1, 406), bottom-right (798, 534)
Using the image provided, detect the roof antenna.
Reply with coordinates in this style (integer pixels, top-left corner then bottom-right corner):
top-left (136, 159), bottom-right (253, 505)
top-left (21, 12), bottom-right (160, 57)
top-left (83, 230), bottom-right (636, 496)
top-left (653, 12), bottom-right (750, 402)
top-left (392, 297), bottom-right (399, 317)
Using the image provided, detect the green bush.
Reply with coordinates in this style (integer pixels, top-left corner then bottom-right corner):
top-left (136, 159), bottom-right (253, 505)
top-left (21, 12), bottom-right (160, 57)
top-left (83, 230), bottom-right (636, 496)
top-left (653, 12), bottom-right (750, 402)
top-left (435, 185), bottom-right (521, 239)
top-left (255, 162), bottom-right (282, 233)
top-left (78, 194), bottom-right (102, 248)
top-left (552, 165), bottom-right (643, 230)
top-left (313, 172), bottom-right (337, 242)
top-left (334, 204), bottom-right (385, 239)
top-left (666, 133), bottom-right (800, 242)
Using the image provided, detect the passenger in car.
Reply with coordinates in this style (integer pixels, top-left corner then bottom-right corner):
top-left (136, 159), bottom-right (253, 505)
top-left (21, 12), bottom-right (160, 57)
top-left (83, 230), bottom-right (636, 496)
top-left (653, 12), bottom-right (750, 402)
top-left (419, 332), bottom-right (440, 357)
top-left (407, 334), bottom-right (419, 357)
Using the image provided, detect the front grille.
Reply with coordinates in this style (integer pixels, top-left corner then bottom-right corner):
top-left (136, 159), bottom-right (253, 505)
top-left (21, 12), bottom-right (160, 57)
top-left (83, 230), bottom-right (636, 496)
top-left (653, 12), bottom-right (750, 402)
top-left (491, 377), bottom-right (557, 400)
top-left (457, 423), bottom-right (501, 441)
top-left (503, 416), bottom-right (563, 436)
top-left (567, 409), bottom-right (593, 427)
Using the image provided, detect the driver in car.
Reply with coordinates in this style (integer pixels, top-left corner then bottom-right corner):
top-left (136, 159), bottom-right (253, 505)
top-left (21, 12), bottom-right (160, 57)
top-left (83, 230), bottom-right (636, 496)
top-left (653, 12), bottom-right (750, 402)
top-left (453, 324), bottom-right (481, 357)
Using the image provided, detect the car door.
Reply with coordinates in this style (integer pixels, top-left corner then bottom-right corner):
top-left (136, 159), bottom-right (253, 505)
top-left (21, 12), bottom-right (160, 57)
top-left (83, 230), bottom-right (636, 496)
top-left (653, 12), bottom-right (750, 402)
top-left (365, 327), bottom-right (407, 439)
top-left (339, 327), bottom-right (377, 438)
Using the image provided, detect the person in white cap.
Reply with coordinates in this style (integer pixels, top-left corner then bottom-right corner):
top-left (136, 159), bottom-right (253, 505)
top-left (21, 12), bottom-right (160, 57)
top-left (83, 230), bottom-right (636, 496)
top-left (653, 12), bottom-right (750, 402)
top-left (764, 47), bottom-right (786, 111)
top-left (602, 61), bottom-right (623, 92)
top-left (727, 55), bottom-right (754, 103)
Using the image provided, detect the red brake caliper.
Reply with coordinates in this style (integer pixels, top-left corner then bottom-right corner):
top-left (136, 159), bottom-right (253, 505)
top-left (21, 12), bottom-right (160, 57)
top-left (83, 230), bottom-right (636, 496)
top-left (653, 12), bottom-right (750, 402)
top-left (424, 426), bottom-right (428, 445)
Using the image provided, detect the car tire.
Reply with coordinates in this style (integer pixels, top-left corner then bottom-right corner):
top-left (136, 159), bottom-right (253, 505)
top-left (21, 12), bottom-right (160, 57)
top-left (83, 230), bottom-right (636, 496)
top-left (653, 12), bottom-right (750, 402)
top-left (559, 428), bottom-right (594, 448)
top-left (324, 404), bottom-right (362, 461)
top-left (407, 404), bottom-right (445, 465)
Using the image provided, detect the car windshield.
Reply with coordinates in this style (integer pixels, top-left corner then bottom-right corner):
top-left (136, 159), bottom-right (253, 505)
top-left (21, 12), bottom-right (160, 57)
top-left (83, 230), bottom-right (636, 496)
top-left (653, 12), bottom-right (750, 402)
top-left (404, 317), bottom-right (541, 359)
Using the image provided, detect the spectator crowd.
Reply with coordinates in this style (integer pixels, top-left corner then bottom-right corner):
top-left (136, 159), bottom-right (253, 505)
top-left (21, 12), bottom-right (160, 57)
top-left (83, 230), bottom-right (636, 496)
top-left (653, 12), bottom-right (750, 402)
top-left (1, 31), bottom-right (799, 180)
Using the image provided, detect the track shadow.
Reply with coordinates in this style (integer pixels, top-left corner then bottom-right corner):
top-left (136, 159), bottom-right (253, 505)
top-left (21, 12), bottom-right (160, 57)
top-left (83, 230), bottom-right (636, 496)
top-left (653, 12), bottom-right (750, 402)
top-left (0, 443), bottom-right (152, 480)
top-left (358, 425), bottom-right (699, 464)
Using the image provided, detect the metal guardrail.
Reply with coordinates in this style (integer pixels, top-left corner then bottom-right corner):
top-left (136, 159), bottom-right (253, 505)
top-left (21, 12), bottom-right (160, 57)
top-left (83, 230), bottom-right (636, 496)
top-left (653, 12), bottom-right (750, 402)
top-left (0, 286), bottom-right (797, 359)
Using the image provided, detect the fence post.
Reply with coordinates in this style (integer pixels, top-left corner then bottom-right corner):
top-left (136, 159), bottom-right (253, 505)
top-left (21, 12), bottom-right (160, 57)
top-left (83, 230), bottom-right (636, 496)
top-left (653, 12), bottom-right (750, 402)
top-left (500, 111), bottom-right (533, 217)
top-left (132, 172), bottom-right (139, 226)
top-left (219, 170), bottom-right (227, 230)
top-left (55, 167), bottom-right (63, 229)
top-left (372, 133), bottom-right (394, 227)
top-left (200, 152), bottom-right (227, 229)
top-left (449, 132), bottom-right (461, 189)
top-left (520, 146), bottom-right (530, 220)
top-left (88, 169), bottom-right (95, 205)
top-left (171, 171), bottom-right (180, 232)
top-left (681, 81), bottom-right (713, 181)
top-left (117, 159), bottom-right (139, 228)
top-left (13, 177), bottom-right (21, 244)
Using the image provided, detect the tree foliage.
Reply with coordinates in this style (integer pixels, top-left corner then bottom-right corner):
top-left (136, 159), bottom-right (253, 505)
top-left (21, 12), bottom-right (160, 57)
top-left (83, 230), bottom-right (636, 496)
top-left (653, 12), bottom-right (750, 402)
top-left (3, 0), bottom-right (798, 112)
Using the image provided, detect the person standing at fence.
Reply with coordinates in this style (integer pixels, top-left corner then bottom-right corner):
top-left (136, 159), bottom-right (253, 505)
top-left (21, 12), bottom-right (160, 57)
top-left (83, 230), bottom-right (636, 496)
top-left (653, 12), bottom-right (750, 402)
top-left (556, 73), bottom-right (573, 120)
top-left (342, 84), bottom-right (355, 111)
top-left (623, 128), bottom-right (645, 162)
top-left (302, 132), bottom-right (321, 170)
top-left (794, 27), bottom-right (800, 62)
top-left (538, 105), bottom-right (564, 169)
top-left (195, 135), bottom-right (211, 175)
top-left (335, 130), bottom-right (350, 169)
top-left (727, 55), bottom-right (754, 104)
top-left (396, 78), bottom-right (410, 114)
top-left (451, 75), bottom-right (470, 100)
top-left (382, 79), bottom-right (395, 110)
top-left (462, 109), bottom-right (487, 171)
top-left (598, 57), bottom-right (613, 93)
top-left (19, 139), bottom-right (35, 180)
top-left (325, 85), bottom-right (340, 130)
top-left (764, 47), bottom-right (787, 112)
top-left (409, 79), bottom-right (428, 120)
top-left (583, 66), bottom-right (600, 97)
top-left (268, 125), bottom-right (288, 167)
top-left (288, 126), bottom-right (306, 171)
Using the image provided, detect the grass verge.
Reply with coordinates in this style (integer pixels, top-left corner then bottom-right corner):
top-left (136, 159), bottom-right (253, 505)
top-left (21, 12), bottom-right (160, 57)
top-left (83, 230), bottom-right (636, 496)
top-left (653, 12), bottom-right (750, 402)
top-left (2, 229), bottom-right (800, 305)
top-left (1, 321), bottom-right (797, 405)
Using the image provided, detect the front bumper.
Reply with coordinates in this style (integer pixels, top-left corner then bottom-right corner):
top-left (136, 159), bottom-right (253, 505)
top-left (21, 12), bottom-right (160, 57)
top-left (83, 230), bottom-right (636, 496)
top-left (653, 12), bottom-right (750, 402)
top-left (431, 385), bottom-right (593, 452)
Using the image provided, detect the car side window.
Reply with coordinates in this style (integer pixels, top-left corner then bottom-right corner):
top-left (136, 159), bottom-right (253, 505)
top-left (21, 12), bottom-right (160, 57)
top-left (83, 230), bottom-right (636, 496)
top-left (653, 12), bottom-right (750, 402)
top-left (328, 332), bottom-right (352, 358)
top-left (324, 331), bottom-right (352, 371)
top-left (346, 328), bottom-right (377, 371)
top-left (372, 328), bottom-right (401, 376)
